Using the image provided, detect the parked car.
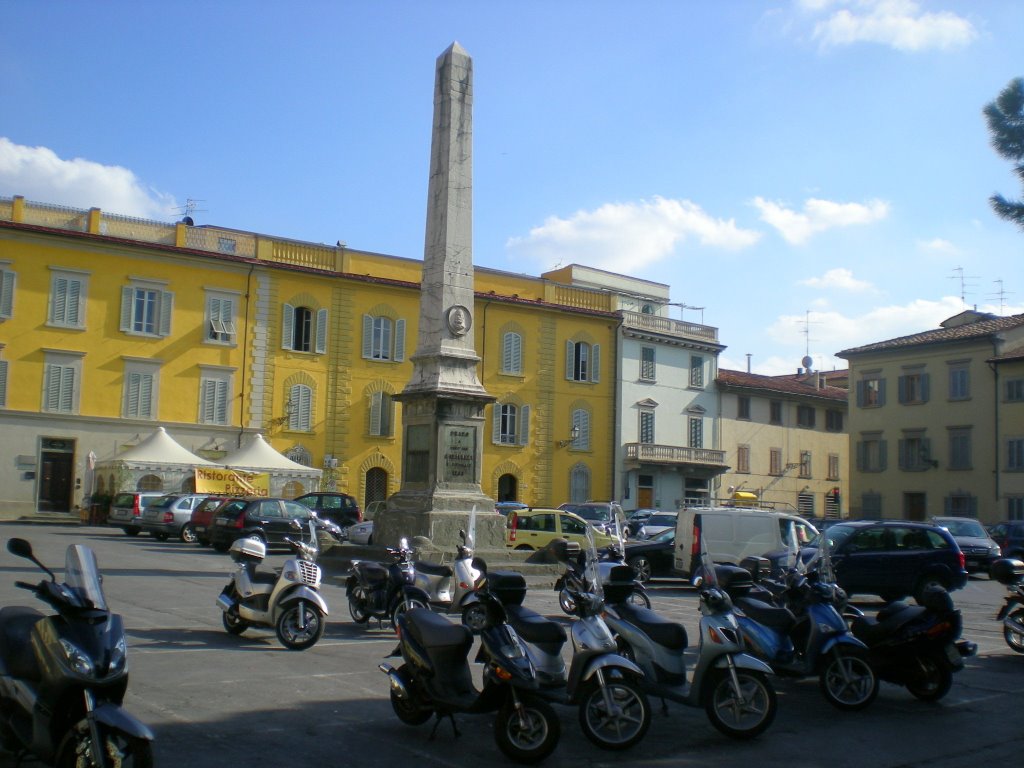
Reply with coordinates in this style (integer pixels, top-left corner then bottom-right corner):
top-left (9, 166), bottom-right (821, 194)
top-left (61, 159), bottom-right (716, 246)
top-left (189, 495), bottom-right (232, 546)
top-left (495, 501), bottom-right (529, 516)
top-left (623, 508), bottom-right (657, 538)
top-left (506, 508), bottom-right (618, 551)
top-left (557, 502), bottom-right (583, 515)
top-left (293, 491), bottom-right (362, 528)
top-left (139, 493), bottom-right (211, 542)
top-left (624, 529), bottom-right (676, 583)
top-left (346, 500), bottom-right (384, 545)
top-left (930, 516), bottom-right (1002, 574)
top-left (636, 511), bottom-right (678, 540)
top-left (208, 497), bottom-right (342, 552)
top-left (988, 520), bottom-right (1024, 560)
top-left (569, 501), bottom-right (623, 536)
top-left (765, 520), bottom-right (968, 603)
top-left (107, 491), bottom-right (165, 536)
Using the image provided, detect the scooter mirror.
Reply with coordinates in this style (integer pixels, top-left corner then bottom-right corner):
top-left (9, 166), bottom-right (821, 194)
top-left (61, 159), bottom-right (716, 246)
top-left (7, 538), bottom-right (32, 559)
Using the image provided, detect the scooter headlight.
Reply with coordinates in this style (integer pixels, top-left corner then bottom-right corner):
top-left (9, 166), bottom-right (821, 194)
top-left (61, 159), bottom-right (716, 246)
top-left (108, 636), bottom-right (128, 674)
top-left (60, 639), bottom-right (95, 676)
top-left (282, 567), bottom-right (299, 583)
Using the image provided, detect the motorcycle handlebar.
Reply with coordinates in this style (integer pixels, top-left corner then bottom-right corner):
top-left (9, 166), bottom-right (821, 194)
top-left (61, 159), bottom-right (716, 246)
top-left (14, 580), bottom-right (37, 591)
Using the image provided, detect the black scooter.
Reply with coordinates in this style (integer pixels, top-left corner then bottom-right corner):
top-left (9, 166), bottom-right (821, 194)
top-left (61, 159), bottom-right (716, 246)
top-left (379, 583), bottom-right (560, 764)
top-left (0, 538), bottom-right (154, 767)
top-left (347, 537), bottom-right (432, 628)
top-left (848, 587), bottom-right (976, 700)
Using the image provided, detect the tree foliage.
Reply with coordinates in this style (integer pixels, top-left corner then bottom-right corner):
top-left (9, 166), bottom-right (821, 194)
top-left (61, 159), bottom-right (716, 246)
top-left (984, 77), bottom-right (1024, 229)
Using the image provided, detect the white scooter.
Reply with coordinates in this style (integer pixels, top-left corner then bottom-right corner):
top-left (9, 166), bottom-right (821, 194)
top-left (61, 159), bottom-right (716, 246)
top-left (411, 506), bottom-right (488, 630)
top-left (216, 520), bottom-right (328, 650)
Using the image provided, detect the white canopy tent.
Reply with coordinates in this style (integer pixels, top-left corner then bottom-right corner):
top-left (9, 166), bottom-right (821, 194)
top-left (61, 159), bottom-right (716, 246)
top-left (92, 427), bottom-right (216, 496)
top-left (217, 434), bottom-right (322, 498)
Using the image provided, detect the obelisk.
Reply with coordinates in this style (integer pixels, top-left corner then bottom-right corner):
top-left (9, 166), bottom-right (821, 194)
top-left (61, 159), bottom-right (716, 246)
top-left (375, 42), bottom-right (504, 549)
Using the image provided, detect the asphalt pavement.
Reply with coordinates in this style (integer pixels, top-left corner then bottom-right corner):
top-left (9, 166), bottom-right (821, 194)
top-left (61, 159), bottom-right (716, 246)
top-left (0, 522), bottom-right (1022, 768)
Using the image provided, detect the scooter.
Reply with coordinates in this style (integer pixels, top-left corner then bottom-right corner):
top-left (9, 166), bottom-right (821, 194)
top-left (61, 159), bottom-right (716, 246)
top-left (495, 537), bottom-right (652, 751)
top-left (556, 514), bottom-right (650, 613)
top-left (848, 586), bottom-right (976, 700)
top-left (0, 538), bottom-right (154, 767)
top-left (216, 520), bottom-right (328, 650)
top-left (347, 538), bottom-right (432, 628)
top-left (378, 589), bottom-right (561, 764)
top-left (410, 507), bottom-right (488, 630)
top-left (602, 539), bottom-right (778, 740)
top-left (991, 557), bottom-right (1024, 652)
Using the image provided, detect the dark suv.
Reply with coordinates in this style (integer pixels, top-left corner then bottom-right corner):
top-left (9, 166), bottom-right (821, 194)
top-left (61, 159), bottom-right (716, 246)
top-left (989, 521), bottom-right (1024, 560)
top-left (208, 497), bottom-right (342, 552)
top-left (292, 492), bottom-right (362, 528)
top-left (767, 519), bottom-right (967, 603)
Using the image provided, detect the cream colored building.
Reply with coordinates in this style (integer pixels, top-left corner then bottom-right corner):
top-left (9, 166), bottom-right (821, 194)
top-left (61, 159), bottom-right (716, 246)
top-left (838, 311), bottom-right (1024, 524)
top-left (715, 368), bottom-right (849, 520)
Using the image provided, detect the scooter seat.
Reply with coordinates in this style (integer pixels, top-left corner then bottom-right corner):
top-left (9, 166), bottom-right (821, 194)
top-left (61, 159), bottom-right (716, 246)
top-left (851, 605), bottom-right (928, 645)
top-left (405, 607), bottom-right (473, 652)
top-left (415, 561), bottom-right (453, 578)
top-left (505, 604), bottom-right (567, 646)
top-left (612, 603), bottom-right (688, 651)
top-left (0, 606), bottom-right (45, 681)
top-left (736, 597), bottom-right (797, 632)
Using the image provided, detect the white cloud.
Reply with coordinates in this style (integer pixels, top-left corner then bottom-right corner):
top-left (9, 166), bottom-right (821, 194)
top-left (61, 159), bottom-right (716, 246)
top-left (799, 267), bottom-right (875, 292)
top-left (753, 196), bottom-right (889, 244)
top-left (0, 137), bottom-right (176, 220)
top-left (809, 0), bottom-right (977, 52)
top-left (505, 196), bottom-right (761, 272)
top-left (917, 237), bottom-right (960, 255)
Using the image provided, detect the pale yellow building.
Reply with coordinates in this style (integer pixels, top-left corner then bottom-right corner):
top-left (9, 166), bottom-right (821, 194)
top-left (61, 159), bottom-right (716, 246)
top-left (0, 196), bottom-right (616, 514)
top-left (715, 368), bottom-right (849, 520)
top-left (838, 310), bottom-right (1024, 524)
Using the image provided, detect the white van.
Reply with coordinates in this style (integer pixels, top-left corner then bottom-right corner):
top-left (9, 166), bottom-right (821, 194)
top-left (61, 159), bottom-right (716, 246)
top-left (672, 502), bottom-right (818, 578)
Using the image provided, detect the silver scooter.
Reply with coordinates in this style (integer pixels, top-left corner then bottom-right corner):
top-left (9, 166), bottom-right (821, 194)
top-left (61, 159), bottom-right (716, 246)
top-left (602, 537), bottom-right (778, 740)
top-left (217, 519), bottom-right (328, 650)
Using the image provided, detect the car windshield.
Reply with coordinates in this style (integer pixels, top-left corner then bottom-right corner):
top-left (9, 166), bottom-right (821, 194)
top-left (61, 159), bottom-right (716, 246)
top-left (651, 529), bottom-right (674, 543)
top-left (574, 504), bottom-right (611, 522)
top-left (645, 514), bottom-right (677, 527)
top-left (936, 519), bottom-right (987, 538)
top-left (150, 496), bottom-right (178, 509)
top-left (808, 523), bottom-right (855, 551)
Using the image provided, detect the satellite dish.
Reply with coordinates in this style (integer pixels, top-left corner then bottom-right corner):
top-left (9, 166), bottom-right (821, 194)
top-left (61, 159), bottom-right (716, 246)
top-left (801, 355), bottom-right (813, 370)
top-left (181, 216), bottom-right (194, 226)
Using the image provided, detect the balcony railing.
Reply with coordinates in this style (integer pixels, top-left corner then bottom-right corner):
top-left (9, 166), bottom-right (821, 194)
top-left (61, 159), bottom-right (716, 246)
top-left (624, 442), bottom-right (727, 468)
top-left (620, 310), bottom-right (718, 343)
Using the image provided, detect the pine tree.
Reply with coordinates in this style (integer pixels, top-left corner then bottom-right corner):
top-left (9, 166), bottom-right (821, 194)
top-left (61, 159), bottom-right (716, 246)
top-left (984, 77), bottom-right (1024, 229)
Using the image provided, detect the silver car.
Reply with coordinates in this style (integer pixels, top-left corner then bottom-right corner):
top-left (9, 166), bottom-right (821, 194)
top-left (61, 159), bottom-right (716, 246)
top-left (140, 494), bottom-right (211, 543)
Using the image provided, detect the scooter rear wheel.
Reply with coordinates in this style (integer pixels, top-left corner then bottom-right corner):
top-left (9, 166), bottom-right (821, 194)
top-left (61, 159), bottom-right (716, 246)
top-left (222, 609), bottom-right (247, 635)
top-left (389, 667), bottom-right (433, 726)
top-left (578, 677), bottom-right (651, 751)
top-left (704, 668), bottom-right (777, 740)
top-left (276, 603), bottom-right (326, 650)
top-left (1003, 607), bottom-right (1024, 653)
top-left (494, 694), bottom-right (560, 764)
top-left (56, 720), bottom-right (153, 768)
top-left (905, 655), bottom-right (953, 701)
top-left (819, 647), bottom-right (878, 711)
top-left (348, 588), bottom-right (372, 624)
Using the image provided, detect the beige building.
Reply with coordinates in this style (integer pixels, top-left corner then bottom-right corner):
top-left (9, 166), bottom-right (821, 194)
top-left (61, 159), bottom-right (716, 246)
top-left (838, 311), bottom-right (1024, 524)
top-left (715, 368), bottom-right (848, 520)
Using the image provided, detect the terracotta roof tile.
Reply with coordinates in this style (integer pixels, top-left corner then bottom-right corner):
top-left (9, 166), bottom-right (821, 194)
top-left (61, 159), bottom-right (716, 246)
top-left (838, 313), bottom-right (1024, 357)
top-left (716, 369), bottom-right (848, 402)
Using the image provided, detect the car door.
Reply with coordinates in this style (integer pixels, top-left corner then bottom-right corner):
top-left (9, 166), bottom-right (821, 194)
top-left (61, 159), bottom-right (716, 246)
top-left (557, 513), bottom-right (590, 548)
top-left (833, 526), bottom-right (889, 595)
top-left (519, 512), bottom-right (556, 548)
top-left (248, 500), bottom-right (288, 545)
top-left (284, 501), bottom-right (315, 542)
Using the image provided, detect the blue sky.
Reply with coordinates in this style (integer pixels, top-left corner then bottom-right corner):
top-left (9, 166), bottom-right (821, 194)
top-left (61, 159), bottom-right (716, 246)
top-left (2, 0), bottom-right (1022, 375)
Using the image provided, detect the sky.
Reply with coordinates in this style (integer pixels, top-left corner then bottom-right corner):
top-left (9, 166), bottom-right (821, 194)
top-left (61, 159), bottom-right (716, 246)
top-left (2, 0), bottom-right (1023, 375)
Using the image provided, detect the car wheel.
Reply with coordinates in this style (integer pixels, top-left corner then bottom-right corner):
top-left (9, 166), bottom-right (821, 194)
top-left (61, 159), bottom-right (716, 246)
top-left (212, 542), bottom-right (230, 553)
top-left (123, 528), bottom-right (140, 537)
top-left (180, 524), bottom-right (198, 544)
top-left (514, 544), bottom-right (534, 551)
top-left (628, 555), bottom-right (653, 584)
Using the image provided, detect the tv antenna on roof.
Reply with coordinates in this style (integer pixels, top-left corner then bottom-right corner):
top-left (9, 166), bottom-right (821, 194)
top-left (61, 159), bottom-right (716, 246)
top-left (172, 198), bottom-right (207, 224)
top-left (949, 266), bottom-right (979, 306)
top-left (799, 310), bottom-right (820, 361)
top-left (989, 279), bottom-right (1013, 315)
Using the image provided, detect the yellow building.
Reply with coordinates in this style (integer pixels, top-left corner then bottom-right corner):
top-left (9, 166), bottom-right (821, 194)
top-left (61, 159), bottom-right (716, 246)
top-left (715, 368), bottom-right (849, 519)
top-left (838, 310), bottom-right (1024, 524)
top-left (0, 196), bottom-right (616, 514)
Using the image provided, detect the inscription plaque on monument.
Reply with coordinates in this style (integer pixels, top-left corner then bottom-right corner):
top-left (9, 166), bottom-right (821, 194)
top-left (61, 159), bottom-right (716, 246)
top-left (443, 425), bottom-right (476, 482)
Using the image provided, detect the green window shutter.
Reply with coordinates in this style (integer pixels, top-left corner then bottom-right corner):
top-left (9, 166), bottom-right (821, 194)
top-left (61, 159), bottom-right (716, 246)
top-left (370, 391), bottom-right (383, 436)
top-left (879, 440), bottom-right (888, 471)
top-left (282, 304), bottom-right (295, 350)
top-left (361, 315), bottom-right (373, 359)
top-left (492, 404), bottom-right (502, 445)
top-left (315, 308), bottom-right (328, 354)
top-left (395, 319), bottom-right (406, 362)
top-left (856, 381), bottom-right (865, 407)
top-left (159, 291), bottom-right (173, 336)
top-left (120, 287), bottom-right (133, 332)
top-left (591, 344), bottom-right (601, 383)
top-left (0, 359), bottom-right (7, 407)
top-left (519, 404), bottom-right (531, 446)
top-left (921, 373), bottom-right (930, 403)
top-left (565, 340), bottom-right (574, 380)
top-left (0, 269), bottom-right (14, 318)
top-left (878, 379), bottom-right (887, 406)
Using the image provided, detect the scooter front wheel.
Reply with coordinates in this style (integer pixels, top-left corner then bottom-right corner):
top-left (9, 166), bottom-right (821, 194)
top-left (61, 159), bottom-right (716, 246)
top-left (1003, 607), bottom-right (1024, 653)
top-left (819, 647), bottom-right (878, 711)
top-left (578, 676), bottom-right (651, 751)
top-left (390, 598), bottom-right (427, 627)
top-left (905, 655), bottom-right (953, 701)
top-left (704, 668), bottom-right (777, 740)
top-left (494, 694), bottom-right (560, 764)
top-left (56, 719), bottom-right (153, 768)
top-left (276, 603), bottom-right (326, 650)
top-left (625, 589), bottom-right (651, 609)
top-left (558, 589), bottom-right (576, 615)
top-left (348, 588), bottom-right (372, 624)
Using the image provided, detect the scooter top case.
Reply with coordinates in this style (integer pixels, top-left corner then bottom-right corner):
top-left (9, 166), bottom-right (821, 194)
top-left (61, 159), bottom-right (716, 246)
top-left (991, 558), bottom-right (1024, 585)
top-left (230, 538), bottom-right (266, 563)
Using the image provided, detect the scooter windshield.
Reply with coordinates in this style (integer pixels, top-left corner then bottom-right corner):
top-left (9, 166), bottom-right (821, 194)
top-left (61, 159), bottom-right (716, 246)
top-left (583, 525), bottom-right (603, 600)
top-left (465, 505), bottom-right (477, 550)
top-left (63, 545), bottom-right (107, 611)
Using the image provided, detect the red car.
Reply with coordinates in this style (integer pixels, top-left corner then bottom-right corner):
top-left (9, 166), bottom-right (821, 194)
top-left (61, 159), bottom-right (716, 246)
top-left (188, 496), bottom-right (232, 546)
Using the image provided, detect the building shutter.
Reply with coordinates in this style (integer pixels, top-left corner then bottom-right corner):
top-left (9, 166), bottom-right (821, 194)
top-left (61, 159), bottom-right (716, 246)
top-left (315, 308), bottom-right (328, 354)
top-left (370, 391), bottom-right (383, 436)
top-left (0, 270), bottom-right (14, 318)
top-left (519, 404), bottom-right (531, 446)
top-left (282, 304), bottom-right (295, 350)
top-left (159, 291), bottom-right (173, 336)
top-left (395, 319), bottom-right (406, 362)
top-left (120, 287), bottom-right (133, 332)
top-left (565, 340), bottom-right (574, 380)
top-left (492, 404), bottom-right (502, 445)
top-left (591, 344), bottom-right (601, 383)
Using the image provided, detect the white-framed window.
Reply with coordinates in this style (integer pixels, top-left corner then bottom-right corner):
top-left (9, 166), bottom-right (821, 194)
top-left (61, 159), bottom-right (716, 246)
top-left (48, 269), bottom-right (88, 329)
top-left (569, 463), bottom-right (591, 503)
top-left (0, 345), bottom-right (8, 407)
top-left (42, 351), bottom-right (83, 414)
top-left (689, 355), bottom-right (705, 388)
top-left (370, 391), bottom-right (395, 437)
top-left (122, 359), bottom-right (159, 420)
top-left (502, 331), bottom-right (523, 375)
top-left (283, 304), bottom-right (327, 354)
top-left (0, 263), bottom-right (16, 320)
top-left (571, 408), bottom-right (591, 450)
top-left (205, 291), bottom-right (238, 344)
top-left (288, 384), bottom-right (313, 432)
top-left (566, 340), bottom-right (600, 383)
top-left (199, 367), bottom-right (233, 425)
top-left (362, 314), bottom-right (406, 362)
top-left (639, 408), bottom-right (655, 444)
top-left (120, 281), bottom-right (173, 337)
top-left (640, 346), bottom-right (656, 381)
top-left (493, 401), bottom-right (530, 446)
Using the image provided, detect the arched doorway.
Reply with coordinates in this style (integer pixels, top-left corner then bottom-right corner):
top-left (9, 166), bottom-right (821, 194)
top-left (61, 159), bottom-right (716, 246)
top-left (497, 473), bottom-right (518, 502)
top-left (365, 467), bottom-right (388, 507)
